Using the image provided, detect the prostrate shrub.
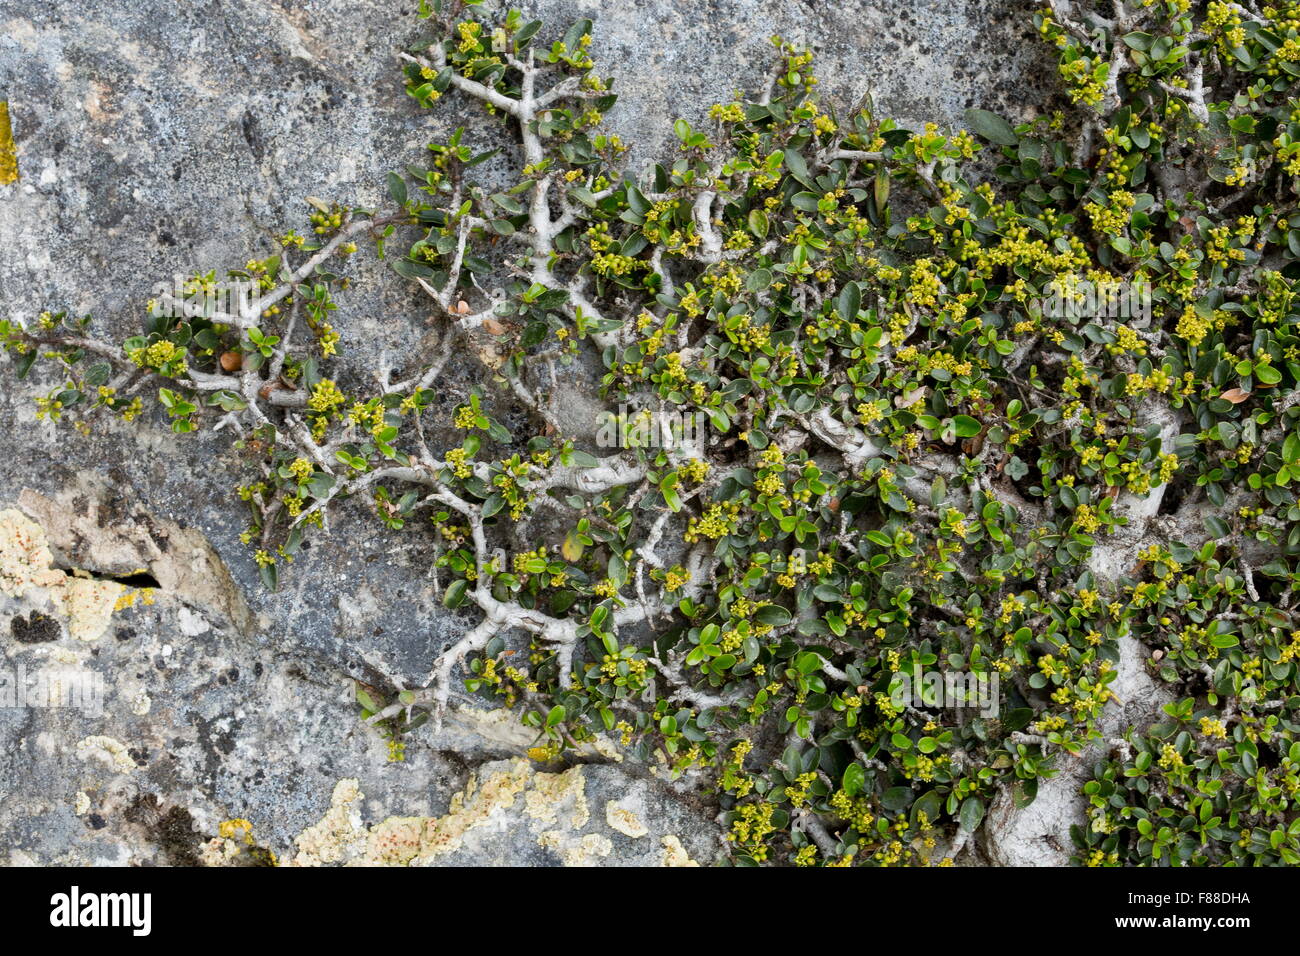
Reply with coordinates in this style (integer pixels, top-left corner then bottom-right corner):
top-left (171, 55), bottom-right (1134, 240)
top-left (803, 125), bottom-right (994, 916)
top-left (6, 0), bottom-right (1300, 866)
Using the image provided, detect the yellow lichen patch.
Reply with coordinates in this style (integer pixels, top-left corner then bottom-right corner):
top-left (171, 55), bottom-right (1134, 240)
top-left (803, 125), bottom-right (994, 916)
top-left (584, 735), bottom-right (624, 763)
top-left (0, 508), bottom-right (127, 640)
top-left (291, 762), bottom-right (535, 866)
top-left (367, 817), bottom-right (431, 865)
top-left (73, 735), bottom-right (136, 774)
top-left (56, 575), bottom-right (125, 641)
top-left (201, 820), bottom-right (278, 866)
top-left (661, 834), bottom-right (700, 867)
top-left (0, 102), bottom-right (17, 185)
top-left (114, 587), bottom-right (157, 611)
top-left (539, 830), bottom-right (612, 866)
top-left (524, 764), bottom-right (588, 828)
top-left (292, 778), bottom-right (367, 866)
top-left (412, 760), bottom-right (532, 860)
top-left (0, 509), bottom-right (64, 596)
top-left (199, 837), bottom-right (243, 867)
top-left (605, 800), bottom-right (649, 838)
top-left (576, 833), bottom-right (613, 863)
top-left (286, 761), bottom-right (703, 867)
top-left (218, 818), bottom-right (256, 844)
top-left (446, 705), bottom-right (541, 749)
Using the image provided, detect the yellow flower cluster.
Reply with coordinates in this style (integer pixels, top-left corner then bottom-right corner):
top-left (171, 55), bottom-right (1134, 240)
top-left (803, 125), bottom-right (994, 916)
top-left (129, 339), bottom-right (188, 375)
top-left (308, 378), bottom-right (346, 415)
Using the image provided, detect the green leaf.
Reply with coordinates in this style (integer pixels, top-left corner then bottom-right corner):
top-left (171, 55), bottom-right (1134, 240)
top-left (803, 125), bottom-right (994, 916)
top-left (782, 148), bottom-right (811, 185)
top-left (745, 268), bottom-right (772, 292)
top-left (387, 171), bottom-right (408, 206)
top-left (1122, 31), bottom-right (1154, 51)
top-left (880, 787), bottom-right (913, 811)
top-left (842, 762), bottom-right (866, 797)
top-left (608, 551), bottom-right (628, 587)
top-left (964, 108), bottom-right (1018, 146)
top-left (83, 362), bottom-right (111, 388)
top-left (836, 282), bottom-right (861, 321)
top-left (874, 167), bottom-right (890, 211)
top-left (443, 578), bottom-right (468, 608)
top-left (959, 796), bottom-right (986, 833)
top-left (354, 683), bottom-right (381, 713)
top-left (514, 20), bottom-right (543, 50)
top-left (754, 604), bottom-right (792, 627)
top-left (662, 482), bottom-right (682, 513)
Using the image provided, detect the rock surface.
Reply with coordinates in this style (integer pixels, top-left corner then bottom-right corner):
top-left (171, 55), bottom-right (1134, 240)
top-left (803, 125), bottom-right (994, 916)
top-left (0, 0), bottom-right (1066, 865)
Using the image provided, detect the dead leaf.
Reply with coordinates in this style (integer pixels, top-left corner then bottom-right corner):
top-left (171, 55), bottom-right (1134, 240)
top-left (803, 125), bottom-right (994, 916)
top-left (1220, 387), bottom-right (1251, 404)
top-left (482, 318), bottom-right (506, 335)
top-left (219, 351), bottom-right (242, 372)
top-left (561, 529), bottom-right (584, 562)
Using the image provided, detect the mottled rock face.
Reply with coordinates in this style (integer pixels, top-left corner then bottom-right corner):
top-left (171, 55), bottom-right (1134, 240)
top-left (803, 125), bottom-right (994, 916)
top-left (0, 0), bottom-right (1057, 865)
